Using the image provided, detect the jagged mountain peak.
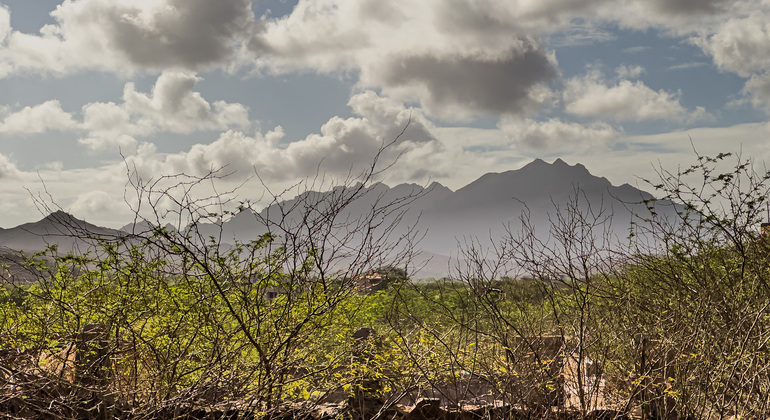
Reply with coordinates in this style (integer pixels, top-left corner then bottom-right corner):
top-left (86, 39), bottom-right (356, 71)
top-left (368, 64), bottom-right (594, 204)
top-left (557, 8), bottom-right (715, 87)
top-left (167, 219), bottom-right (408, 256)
top-left (120, 219), bottom-right (178, 235)
top-left (41, 210), bottom-right (79, 223)
top-left (18, 210), bottom-right (95, 232)
top-left (0, 211), bottom-right (121, 253)
top-left (0, 161), bottom-right (676, 279)
top-left (449, 158), bottom-right (608, 205)
top-left (518, 157), bottom-right (589, 174)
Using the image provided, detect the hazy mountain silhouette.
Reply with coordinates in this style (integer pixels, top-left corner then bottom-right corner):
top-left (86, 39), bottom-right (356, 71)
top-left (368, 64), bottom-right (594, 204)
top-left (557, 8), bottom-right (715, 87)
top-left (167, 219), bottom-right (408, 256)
top-left (120, 220), bottom-right (177, 236)
top-left (0, 210), bottom-right (122, 253)
top-left (194, 181), bottom-right (453, 246)
top-left (416, 158), bottom-right (666, 255)
top-left (188, 158), bottom-right (675, 276)
top-left (0, 160), bottom-right (678, 278)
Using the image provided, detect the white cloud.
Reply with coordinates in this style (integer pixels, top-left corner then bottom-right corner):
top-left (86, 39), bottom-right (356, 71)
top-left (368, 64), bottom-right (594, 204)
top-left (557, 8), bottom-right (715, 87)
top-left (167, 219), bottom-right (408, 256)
top-left (623, 46), bottom-right (651, 54)
top-left (0, 0), bottom-right (757, 123)
top-left (4, 119), bottom-right (770, 230)
top-left (545, 122), bottom-right (770, 200)
top-left (0, 153), bottom-right (19, 179)
top-left (1, 0), bottom-right (770, 232)
top-left (641, 0), bottom-right (734, 16)
top-left (499, 117), bottom-right (619, 152)
top-left (244, 0), bottom-right (755, 120)
top-left (615, 64), bottom-right (645, 79)
top-left (0, 0), bottom-right (755, 80)
top-left (69, 190), bottom-right (125, 217)
top-left (425, 120), bottom-right (770, 194)
top-left (0, 5), bottom-right (10, 44)
top-left (371, 48), bottom-right (558, 120)
top-left (694, 10), bottom-right (770, 77)
top-left (547, 20), bottom-right (616, 47)
top-left (124, 91), bottom-right (443, 182)
top-left (743, 72), bottom-right (770, 113)
top-left (563, 71), bottom-right (707, 122)
top-left (121, 71), bottom-right (250, 134)
top-left (80, 101), bottom-right (141, 150)
top-left (668, 62), bottom-right (709, 70)
top-left (0, 165), bottom-right (137, 229)
top-left (249, 0), bottom-right (562, 119)
top-left (0, 70), bottom-right (250, 151)
top-left (598, 0), bottom-right (740, 33)
top-left (168, 128), bottom-right (288, 179)
top-left (0, 0), bottom-right (254, 76)
top-left (0, 100), bottom-right (77, 134)
top-left (79, 71), bottom-right (249, 150)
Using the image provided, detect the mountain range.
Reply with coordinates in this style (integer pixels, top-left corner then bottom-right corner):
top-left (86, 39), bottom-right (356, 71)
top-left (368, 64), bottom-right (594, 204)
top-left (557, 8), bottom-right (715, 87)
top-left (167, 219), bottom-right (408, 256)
top-left (0, 159), bottom-right (676, 278)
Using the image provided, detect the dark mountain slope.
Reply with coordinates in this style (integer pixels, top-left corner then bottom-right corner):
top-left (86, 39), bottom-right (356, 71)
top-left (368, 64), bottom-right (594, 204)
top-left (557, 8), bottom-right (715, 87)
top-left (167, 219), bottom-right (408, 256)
top-left (0, 211), bottom-right (123, 253)
top-left (417, 159), bottom-right (667, 255)
top-left (0, 160), bottom-right (678, 278)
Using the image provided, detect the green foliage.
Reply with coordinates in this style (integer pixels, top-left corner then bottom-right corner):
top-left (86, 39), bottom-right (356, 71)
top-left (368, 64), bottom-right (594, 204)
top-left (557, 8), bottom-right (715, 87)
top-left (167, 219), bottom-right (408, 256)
top-left (3, 151), bottom-right (770, 418)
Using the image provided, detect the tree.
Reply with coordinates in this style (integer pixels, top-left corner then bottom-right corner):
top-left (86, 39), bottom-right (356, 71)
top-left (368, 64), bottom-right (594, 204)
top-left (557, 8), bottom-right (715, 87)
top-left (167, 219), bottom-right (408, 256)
top-left (0, 130), bottom-right (426, 418)
top-left (384, 151), bottom-right (770, 419)
top-left (4, 148), bottom-right (770, 419)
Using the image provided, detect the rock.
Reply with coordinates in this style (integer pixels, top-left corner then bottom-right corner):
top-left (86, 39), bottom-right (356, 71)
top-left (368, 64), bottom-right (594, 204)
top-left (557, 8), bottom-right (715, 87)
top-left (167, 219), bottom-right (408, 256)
top-left (311, 402), bottom-right (344, 419)
top-left (405, 398), bottom-right (446, 420)
top-left (352, 327), bottom-right (374, 340)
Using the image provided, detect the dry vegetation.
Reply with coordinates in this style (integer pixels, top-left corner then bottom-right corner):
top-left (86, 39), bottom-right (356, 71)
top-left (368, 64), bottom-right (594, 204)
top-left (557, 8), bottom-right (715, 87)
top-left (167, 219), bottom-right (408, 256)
top-left (2, 152), bottom-right (770, 419)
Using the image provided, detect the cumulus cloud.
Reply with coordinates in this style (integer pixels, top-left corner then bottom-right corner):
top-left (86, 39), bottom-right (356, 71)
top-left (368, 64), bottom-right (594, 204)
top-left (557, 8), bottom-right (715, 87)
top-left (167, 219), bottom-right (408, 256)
top-left (615, 64), bottom-right (645, 79)
top-left (743, 73), bottom-right (770, 113)
top-left (694, 10), bottom-right (770, 77)
top-left (245, 0), bottom-right (751, 119)
top-left (644, 0), bottom-right (733, 16)
top-left (668, 62), bottom-right (708, 71)
top-left (0, 0), bottom-right (753, 123)
top-left (0, 5), bottom-right (9, 44)
top-left (79, 71), bottom-right (249, 150)
top-left (547, 20), bottom-right (616, 47)
top-left (599, 0), bottom-right (741, 32)
top-left (125, 91), bottom-right (443, 182)
top-left (0, 100), bottom-right (77, 134)
top-left (121, 71), bottom-right (250, 134)
top-left (80, 102), bottom-right (141, 150)
top-left (0, 153), bottom-right (19, 179)
top-left (499, 117), bottom-right (619, 152)
top-left (0, 70), bottom-right (249, 150)
top-left (251, 0), bottom-right (764, 122)
top-left (563, 71), bottom-right (707, 122)
top-left (374, 47), bottom-right (558, 120)
top-left (0, 0), bottom-right (755, 84)
top-left (250, 1), bottom-right (561, 119)
top-left (0, 0), bottom-right (254, 76)
top-left (69, 190), bottom-right (122, 216)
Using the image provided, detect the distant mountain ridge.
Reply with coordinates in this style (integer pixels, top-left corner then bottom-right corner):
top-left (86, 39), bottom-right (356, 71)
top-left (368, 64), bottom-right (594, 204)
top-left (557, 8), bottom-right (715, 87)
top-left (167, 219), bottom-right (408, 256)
top-left (0, 210), bottom-right (123, 253)
top-left (0, 159), bottom-right (677, 277)
top-left (415, 158), bottom-right (663, 255)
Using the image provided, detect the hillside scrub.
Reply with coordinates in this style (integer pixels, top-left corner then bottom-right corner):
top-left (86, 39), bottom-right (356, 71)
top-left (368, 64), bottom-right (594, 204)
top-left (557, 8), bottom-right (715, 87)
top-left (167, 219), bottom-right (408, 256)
top-left (2, 152), bottom-right (770, 419)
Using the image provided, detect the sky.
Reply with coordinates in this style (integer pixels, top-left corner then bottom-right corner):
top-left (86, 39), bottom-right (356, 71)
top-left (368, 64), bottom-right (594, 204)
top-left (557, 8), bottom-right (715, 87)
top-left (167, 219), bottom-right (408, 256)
top-left (0, 0), bottom-right (769, 228)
